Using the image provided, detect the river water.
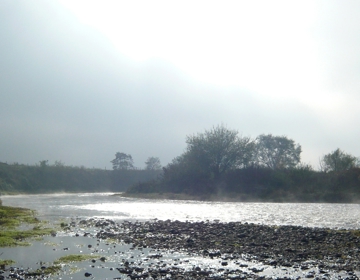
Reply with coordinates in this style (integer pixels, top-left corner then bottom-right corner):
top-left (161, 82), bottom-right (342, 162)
top-left (2, 193), bottom-right (360, 279)
top-left (2, 192), bottom-right (360, 229)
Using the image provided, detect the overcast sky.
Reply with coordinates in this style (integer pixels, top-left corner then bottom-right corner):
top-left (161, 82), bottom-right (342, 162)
top-left (1, 0), bottom-right (360, 169)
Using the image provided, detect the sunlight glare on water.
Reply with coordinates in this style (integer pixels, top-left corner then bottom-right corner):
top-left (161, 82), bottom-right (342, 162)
top-left (2, 193), bottom-right (360, 229)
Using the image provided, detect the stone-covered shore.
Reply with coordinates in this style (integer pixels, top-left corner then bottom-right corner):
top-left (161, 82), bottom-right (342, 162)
top-left (2, 218), bottom-right (360, 279)
top-left (88, 218), bottom-right (360, 279)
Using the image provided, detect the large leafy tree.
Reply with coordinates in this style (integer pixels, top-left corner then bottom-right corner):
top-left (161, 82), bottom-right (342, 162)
top-left (255, 134), bottom-right (301, 169)
top-left (111, 152), bottom-right (134, 170)
top-left (319, 148), bottom-right (359, 172)
top-left (184, 124), bottom-right (254, 178)
top-left (145, 157), bottom-right (162, 170)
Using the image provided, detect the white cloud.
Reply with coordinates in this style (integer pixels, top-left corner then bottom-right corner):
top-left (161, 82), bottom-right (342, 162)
top-left (1, 0), bottom-right (360, 168)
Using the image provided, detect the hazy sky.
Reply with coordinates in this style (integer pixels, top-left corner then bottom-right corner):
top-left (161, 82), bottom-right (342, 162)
top-left (1, 0), bottom-right (360, 169)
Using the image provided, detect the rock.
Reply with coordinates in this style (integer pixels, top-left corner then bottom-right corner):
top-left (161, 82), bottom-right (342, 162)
top-left (80, 217), bottom-right (360, 278)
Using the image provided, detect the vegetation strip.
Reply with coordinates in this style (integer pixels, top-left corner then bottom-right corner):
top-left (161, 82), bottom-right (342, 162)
top-left (127, 125), bottom-right (360, 203)
top-left (0, 205), bottom-right (56, 247)
top-left (54, 254), bottom-right (100, 264)
top-left (0, 259), bottom-right (15, 267)
top-left (0, 205), bottom-right (105, 278)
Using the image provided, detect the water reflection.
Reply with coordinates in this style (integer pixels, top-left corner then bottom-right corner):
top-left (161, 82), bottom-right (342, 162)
top-left (2, 193), bottom-right (360, 229)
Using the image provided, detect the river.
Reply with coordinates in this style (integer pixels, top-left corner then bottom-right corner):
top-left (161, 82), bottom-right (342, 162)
top-left (2, 192), bottom-right (360, 229)
top-left (2, 193), bottom-right (360, 279)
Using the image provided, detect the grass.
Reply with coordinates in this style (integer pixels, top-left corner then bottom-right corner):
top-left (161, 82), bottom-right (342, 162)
top-left (0, 205), bottom-right (56, 247)
top-left (0, 206), bottom-right (39, 228)
top-left (54, 254), bottom-right (100, 264)
top-left (0, 259), bottom-right (15, 267)
top-left (27, 265), bottom-right (62, 277)
top-left (351, 230), bottom-right (360, 237)
top-left (0, 227), bottom-right (56, 247)
top-left (26, 255), bottom-right (102, 276)
top-left (0, 203), bottom-right (101, 274)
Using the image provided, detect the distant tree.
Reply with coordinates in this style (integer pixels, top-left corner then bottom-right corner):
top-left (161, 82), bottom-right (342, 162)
top-left (255, 134), bottom-right (301, 169)
top-left (145, 157), bottom-right (162, 170)
top-left (111, 152), bottom-right (134, 170)
top-left (319, 148), bottom-right (359, 172)
top-left (184, 124), bottom-right (254, 178)
top-left (39, 160), bottom-right (48, 168)
top-left (54, 160), bottom-right (65, 167)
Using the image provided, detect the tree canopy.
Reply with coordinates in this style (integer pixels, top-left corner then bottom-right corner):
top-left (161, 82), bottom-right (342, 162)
top-left (255, 134), bottom-right (301, 169)
top-left (145, 157), bottom-right (162, 170)
top-left (183, 124), bottom-right (254, 178)
top-left (111, 152), bottom-right (134, 170)
top-left (319, 148), bottom-right (359, 172)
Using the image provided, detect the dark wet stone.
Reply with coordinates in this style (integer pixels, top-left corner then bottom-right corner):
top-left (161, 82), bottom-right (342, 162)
top-left (62, 217), bottom-right (360, 279)
top-left (251, 267), bottom-right (264, 273)
top-left (149, 254), bottom-right (162, 259)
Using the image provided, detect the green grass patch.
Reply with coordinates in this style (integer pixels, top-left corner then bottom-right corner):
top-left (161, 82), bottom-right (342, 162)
top-left (44, 241), bottom-right (59, 247)
top-left (0, 259), bottom-right (15, 267)
top-left (0, 206), bottom-right (39, 228)
top-left (0, 205), bottom-right (56, 247)
top-left (60, 222), bottom-right (68, 228)
top-left (0, 227), bottom-right (56, 247)
top-left (27, 255), bottom-right (101, 277)
top-left (27, 265), bottom-right (62, 276)
top-left (54, 254), bottom-right (100, 264)
top-left (0, 235), bottom-right (29, 247)
top-left (351, 230), bottom-right (360, 237)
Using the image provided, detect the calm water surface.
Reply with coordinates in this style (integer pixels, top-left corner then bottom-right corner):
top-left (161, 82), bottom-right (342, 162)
top-left (2, 193), bottom-right (360, 229)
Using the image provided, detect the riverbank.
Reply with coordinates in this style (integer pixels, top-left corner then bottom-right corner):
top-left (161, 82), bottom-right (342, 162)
top-left (92, 219), bottom-right (360, 278)
top-left (2, 214), bottom-right (360, 279)
top-left (119, 191), bottom-right (360, 203)
top-left (2, 194), bottom-right (360, 279)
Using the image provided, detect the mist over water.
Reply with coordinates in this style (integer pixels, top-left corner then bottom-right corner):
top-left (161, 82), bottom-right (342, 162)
top-left (2, 193), bottom-right (360, 229)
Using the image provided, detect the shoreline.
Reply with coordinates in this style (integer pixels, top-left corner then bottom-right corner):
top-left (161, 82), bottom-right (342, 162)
top-left (2, 198), bottom-right (360, 279)
top-left (3, 190), bottom-right (360, 203)
top-left (75, 218), bottom-right (360, 279)
top-left (94, 219), bottom-right (360, 268)
top-left (2, 216), bottom-right (360, 279)
top-left (119, 191), bottom-right (360, 203)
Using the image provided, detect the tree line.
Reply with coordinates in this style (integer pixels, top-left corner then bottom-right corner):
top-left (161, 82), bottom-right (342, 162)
top-left (0, 159), bottom-right (161, 194)
top-left (110, 153), bottom-right (162, 171)
top-left (127, 124), bottom-right (360, 202)
top-left (1, 124), bottom-right (359, 201)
